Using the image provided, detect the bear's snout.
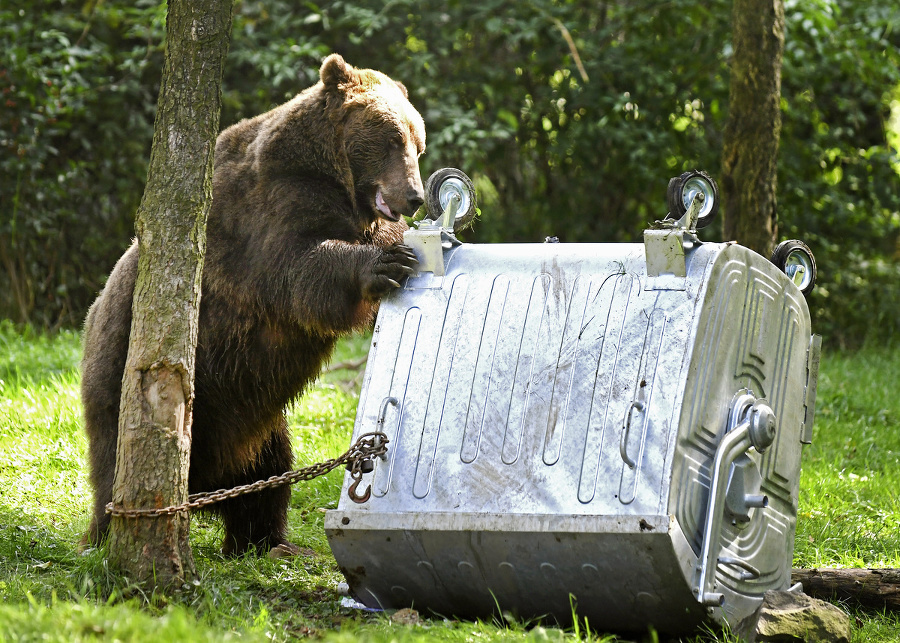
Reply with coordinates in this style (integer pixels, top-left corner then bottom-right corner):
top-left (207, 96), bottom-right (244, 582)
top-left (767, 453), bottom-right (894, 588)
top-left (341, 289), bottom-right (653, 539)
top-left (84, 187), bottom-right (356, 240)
top-left (407, 188), bottom-right (424, 215)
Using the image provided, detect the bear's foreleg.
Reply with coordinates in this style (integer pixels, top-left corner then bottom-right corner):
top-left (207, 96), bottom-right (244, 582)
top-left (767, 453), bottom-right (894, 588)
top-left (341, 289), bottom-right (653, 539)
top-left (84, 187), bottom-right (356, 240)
top-left (286, 240), bottom-right (418, 333)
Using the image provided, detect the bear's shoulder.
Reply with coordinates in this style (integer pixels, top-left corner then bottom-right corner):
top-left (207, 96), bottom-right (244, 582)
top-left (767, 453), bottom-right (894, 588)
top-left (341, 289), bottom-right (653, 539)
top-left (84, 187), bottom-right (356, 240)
top-left (214, 89), bottom-right (322, 171)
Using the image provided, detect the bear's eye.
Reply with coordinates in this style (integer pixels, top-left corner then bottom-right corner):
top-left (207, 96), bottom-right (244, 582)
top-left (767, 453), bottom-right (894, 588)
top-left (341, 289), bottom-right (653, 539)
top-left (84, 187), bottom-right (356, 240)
top-left (388, 133), bottom-right (403, 150)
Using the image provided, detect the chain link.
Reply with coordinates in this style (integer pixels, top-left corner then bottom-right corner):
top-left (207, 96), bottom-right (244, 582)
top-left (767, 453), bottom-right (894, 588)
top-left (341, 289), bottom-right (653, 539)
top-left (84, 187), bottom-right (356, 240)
top-left (105, 431), bottom-right (388, 518)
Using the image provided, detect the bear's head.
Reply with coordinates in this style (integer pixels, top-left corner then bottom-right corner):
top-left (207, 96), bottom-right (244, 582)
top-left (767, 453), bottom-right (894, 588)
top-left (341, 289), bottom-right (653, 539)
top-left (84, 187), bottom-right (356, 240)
top-left (320, 54), bottom-right (426, 224)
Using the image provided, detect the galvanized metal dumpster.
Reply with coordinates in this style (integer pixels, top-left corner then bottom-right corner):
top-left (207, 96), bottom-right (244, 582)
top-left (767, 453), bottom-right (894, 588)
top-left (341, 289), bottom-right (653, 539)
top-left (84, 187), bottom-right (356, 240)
top-left (325, 178), bottom-right (820, 634)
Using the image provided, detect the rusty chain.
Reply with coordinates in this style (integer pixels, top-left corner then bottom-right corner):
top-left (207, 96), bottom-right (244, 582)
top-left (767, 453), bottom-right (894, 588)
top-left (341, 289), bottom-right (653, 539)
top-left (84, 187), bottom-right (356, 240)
top-left (105, 431), bottom-right (388, 518)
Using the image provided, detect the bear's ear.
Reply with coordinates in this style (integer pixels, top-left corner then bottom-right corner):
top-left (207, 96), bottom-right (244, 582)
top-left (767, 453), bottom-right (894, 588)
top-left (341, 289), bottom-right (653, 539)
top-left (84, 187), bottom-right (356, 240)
top-left (320, 54), bottom-right (356, 90)
top-left (394, 81), bottom-right (409, 99)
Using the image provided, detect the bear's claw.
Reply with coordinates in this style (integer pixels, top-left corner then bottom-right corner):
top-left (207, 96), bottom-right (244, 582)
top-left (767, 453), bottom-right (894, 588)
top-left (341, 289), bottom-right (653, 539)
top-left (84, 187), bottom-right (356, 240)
top-left (363, 243), bottom-right (419, 299)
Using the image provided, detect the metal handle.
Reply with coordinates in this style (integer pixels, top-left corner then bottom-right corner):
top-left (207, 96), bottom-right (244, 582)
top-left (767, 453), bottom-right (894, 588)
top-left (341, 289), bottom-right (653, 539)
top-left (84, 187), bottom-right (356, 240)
top-left (375, 397), bottom-right (397, 462)
top-left (620, 401), bottom-right (644, 468)
top-left (377, 397), bottom-right (398, 426)
top-left (694, 419), bottom-right (752, 605)
top-left (718, 557), bottom-right (761, 582)
top-left (694, 393), bottom-right (777, 607)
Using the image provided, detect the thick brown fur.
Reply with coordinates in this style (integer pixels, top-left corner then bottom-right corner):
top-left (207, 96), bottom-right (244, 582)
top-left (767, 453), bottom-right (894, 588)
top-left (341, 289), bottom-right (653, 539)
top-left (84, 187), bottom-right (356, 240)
top-left (81, 54), bottom-right (424, 555)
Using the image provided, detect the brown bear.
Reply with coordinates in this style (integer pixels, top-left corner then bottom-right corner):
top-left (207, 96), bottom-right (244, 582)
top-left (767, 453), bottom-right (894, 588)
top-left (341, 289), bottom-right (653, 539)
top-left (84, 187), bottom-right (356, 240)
top-left (81, 54), bottom-right (423, 555)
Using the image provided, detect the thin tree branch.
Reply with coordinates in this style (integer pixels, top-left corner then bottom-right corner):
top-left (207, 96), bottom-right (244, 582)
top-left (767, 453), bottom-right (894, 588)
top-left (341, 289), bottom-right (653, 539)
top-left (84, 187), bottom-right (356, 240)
top-left (550, 16), bottom-right (589, 83)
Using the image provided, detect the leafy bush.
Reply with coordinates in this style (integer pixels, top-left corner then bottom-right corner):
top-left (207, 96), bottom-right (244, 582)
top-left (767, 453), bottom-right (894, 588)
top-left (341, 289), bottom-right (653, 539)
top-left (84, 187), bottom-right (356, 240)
top-left (779, 0), bottom-right (900, 348)
top-left (0, 0), bottom-right (165, 328)
top-left (2, 0), bottom-right (898, 347)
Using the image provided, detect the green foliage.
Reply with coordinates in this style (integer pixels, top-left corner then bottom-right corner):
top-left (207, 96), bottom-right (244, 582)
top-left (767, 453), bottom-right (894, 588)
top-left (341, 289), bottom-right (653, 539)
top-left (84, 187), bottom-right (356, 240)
top-left (322, 0), bottom-right (732, 245)
top-left (779, 0), bottom-right (900, 348)
top-left (2, 0), bottom-right (899, 348)
top-left (224, 1), bottom-right (330, 121)
top-left (0, 0), bottom-right (165, 327)
top-left (302, 0), bottom-right (900, 347)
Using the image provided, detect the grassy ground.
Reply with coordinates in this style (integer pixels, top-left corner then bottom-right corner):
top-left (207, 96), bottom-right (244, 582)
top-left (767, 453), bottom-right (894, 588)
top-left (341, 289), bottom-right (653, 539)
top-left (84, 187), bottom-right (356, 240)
top-left (1, 320), bottom-right (898, 641)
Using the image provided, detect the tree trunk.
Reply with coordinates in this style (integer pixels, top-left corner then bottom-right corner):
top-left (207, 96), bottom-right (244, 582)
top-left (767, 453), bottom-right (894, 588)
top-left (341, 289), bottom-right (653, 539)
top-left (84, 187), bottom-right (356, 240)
top-left (107, 0), bottom-right (233, 588)
top-left (792, 568), bottom-right (900, 611)
top-left (721, 0), bottom-right (784, 257)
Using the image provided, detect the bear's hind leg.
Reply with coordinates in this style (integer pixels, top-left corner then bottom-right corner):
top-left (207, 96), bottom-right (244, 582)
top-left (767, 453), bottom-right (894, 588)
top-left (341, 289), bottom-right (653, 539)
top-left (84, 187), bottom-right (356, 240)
top-left (218, 417), bottom-right (294, 556)
top-left (82, 433), bottom-right (116, 547)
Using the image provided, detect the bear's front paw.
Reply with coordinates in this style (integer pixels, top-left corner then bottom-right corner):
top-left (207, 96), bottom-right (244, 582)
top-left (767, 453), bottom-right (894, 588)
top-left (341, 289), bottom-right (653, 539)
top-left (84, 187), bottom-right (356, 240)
top-left (362, 243), bottom-right (419, 300)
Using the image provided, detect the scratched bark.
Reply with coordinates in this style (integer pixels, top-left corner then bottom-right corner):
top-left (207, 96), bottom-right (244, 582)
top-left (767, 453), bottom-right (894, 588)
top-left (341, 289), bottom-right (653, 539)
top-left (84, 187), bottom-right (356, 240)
top-left (107, 0), bottom-right (233, 587)
top-left (721, 0), bottom-right (784, 257)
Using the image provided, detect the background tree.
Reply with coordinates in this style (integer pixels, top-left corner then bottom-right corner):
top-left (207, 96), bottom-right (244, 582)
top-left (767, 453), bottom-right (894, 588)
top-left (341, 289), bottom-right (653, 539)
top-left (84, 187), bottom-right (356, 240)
top-left (107, 0), bottom-right (233, 587)
top-left (721, 0), bottom-right (784, 256)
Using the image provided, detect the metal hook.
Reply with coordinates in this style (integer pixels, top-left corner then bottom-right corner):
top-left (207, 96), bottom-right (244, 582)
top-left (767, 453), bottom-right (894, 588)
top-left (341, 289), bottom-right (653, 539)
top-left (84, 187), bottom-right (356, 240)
top-left (345, 398), bottom-right (397, 504)
top-left (347, 468), bottom-right (372, 504)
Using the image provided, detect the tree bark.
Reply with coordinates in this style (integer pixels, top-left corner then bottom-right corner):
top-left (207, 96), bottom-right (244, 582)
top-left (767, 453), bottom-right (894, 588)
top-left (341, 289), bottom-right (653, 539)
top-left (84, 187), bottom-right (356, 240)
top-left (107, 0), bottom-right (233, 588)
top-left (721, 0), bottom-right (784, 257)
top-left (792, 568), bottom-right (900, 611)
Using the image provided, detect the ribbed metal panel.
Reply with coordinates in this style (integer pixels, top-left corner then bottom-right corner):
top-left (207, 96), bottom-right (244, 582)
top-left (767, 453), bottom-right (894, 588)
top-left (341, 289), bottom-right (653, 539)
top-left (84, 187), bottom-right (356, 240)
top-left (326, 239), bottom-right (816, 634)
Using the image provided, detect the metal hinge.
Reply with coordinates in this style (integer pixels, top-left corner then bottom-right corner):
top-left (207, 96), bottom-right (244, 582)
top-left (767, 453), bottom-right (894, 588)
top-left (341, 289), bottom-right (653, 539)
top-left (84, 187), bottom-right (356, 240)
top-left (643, 192), bottom-right (705, 291)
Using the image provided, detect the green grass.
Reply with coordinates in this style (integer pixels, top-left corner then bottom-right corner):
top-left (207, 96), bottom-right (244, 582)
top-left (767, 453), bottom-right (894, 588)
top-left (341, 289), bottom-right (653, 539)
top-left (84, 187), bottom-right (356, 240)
top-left (0, 321), bottom-right (898, 641)
top-left (793, 347), bottom-right (900, 569)
top-left (789, 346), bottom-right (900, 642)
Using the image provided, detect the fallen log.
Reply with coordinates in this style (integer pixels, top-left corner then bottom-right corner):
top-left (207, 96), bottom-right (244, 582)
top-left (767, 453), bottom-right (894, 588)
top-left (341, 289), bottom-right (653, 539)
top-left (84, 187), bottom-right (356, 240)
top-left (792, 568), bottom-right (900, 610)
